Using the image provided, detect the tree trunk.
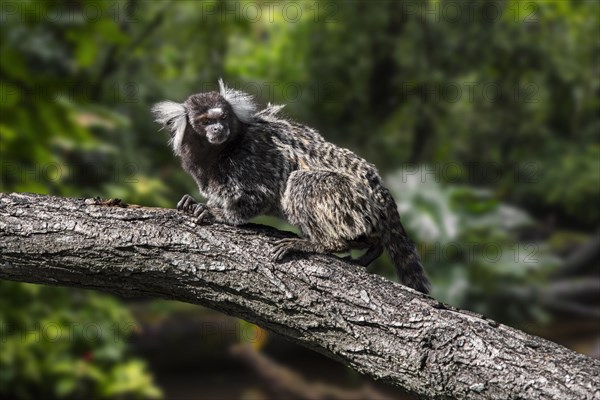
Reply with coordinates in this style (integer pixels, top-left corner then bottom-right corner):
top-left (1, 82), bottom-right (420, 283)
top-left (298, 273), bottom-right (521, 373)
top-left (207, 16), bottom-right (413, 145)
top-left (0, 192), bottom-right (598, 399)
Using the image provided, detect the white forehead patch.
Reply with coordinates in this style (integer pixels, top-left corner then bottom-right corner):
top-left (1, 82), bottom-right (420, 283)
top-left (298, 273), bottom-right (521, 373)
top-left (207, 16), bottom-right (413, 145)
top-left (207, 108), bottom-right (223, 118)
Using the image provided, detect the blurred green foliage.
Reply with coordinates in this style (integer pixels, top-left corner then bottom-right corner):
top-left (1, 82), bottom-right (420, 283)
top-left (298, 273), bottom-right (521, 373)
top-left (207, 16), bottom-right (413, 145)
top-left (0, 282), bottom-right (161, 399)
top-left (1, 0), bottom-right (598, 397)
top-left (387, 167), bottom-right (561, 321)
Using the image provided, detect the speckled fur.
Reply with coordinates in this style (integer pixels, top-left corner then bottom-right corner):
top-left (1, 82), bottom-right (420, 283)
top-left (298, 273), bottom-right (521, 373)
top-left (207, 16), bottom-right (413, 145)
top-left (152, 83), bottom-right (430, 293)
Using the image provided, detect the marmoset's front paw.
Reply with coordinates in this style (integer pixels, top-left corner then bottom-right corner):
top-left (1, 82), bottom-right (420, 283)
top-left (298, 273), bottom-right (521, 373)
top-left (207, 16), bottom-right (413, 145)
top-left (177, 194), bottom-right (198, 212)
top-left (191, 204), bottom-right (215, 225)
top-left (176, 194), bottom-right (214, 225)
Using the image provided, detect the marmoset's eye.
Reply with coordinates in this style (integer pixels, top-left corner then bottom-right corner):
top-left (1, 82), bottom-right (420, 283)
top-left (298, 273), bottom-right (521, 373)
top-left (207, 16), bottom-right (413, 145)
top-left (221, 113), bottom-right (227, 120)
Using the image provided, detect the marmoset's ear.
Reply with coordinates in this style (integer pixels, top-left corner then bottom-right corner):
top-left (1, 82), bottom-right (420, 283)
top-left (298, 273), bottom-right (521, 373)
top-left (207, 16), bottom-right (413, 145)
top-left (218, 78), bottom-right (256, 123)
top-left (152, 101), bottom-right (187, 155)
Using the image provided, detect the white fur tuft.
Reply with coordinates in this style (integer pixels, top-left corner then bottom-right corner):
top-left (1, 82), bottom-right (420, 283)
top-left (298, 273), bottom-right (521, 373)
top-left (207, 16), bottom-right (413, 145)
top-left (152, 101), bottom-right (187, 155)
top-left (218, 78), bottom-right (256, 123)
top-left (258, 103), bottom-right (286, 118)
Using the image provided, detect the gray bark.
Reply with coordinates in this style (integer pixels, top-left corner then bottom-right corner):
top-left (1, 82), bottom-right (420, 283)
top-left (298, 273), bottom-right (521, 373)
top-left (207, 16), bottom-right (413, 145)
top-left (0, 192), bottom-right (598, 400)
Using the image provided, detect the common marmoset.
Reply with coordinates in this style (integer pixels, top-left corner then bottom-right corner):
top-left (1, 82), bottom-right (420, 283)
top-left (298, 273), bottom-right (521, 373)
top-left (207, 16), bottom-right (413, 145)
top-left (152, 80), bottom-right (430, 294)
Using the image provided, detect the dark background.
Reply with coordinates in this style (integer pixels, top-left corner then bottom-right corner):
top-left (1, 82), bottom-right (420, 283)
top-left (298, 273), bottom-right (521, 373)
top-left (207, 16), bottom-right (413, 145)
top-left (1, 1), bottom-right (598, 399)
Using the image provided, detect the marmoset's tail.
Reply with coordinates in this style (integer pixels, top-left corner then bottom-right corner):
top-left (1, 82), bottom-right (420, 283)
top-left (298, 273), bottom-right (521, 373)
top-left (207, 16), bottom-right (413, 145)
top-left (380, 190), bottom-right (430, 294)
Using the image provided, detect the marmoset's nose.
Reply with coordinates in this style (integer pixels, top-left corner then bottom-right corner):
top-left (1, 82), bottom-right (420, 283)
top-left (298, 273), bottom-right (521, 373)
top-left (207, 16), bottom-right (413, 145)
top-left (207, 124), bottom-right (223, 134)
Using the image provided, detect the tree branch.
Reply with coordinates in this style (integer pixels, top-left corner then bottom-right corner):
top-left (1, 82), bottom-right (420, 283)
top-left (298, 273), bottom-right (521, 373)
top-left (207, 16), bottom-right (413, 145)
top-left (230, 344), bottom-right (394, 400)
top-left (0, 193), bottom-right (598, 399)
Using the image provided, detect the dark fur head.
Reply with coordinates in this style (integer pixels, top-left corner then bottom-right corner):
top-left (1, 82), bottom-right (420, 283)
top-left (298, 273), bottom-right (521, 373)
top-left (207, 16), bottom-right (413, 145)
top-left (184, 92), bottom-right (239, 146)
top-left (152, 79), bottom-right (256, 155)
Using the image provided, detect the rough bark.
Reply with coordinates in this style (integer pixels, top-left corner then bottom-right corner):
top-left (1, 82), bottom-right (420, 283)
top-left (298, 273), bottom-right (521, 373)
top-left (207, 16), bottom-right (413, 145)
top-left (0, 192), bottom-right (598, 400)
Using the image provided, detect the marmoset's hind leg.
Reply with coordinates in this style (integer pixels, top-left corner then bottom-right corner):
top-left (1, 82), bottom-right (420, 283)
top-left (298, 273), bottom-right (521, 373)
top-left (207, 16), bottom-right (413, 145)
top-left (339, 238), bottom-right (384, 266)
top-left (355, 243), bottom-right (384, 266)
top-left (272, 237), bottom-right (351, 262)
top-left (274, 169), bottom-right (379, 262)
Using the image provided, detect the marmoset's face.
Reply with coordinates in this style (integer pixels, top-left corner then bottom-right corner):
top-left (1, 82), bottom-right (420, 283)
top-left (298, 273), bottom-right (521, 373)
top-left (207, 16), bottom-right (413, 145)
top-left (185, 93), bottom-right (236, 145)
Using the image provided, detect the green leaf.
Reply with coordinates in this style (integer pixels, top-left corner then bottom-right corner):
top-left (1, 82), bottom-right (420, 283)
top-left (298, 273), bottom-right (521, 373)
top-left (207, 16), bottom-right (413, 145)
top-left (55, 377), bottom-right (77, 397)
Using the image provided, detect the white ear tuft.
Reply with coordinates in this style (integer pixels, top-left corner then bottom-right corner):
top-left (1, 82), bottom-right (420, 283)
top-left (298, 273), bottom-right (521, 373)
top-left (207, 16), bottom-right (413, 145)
top-left (218, 78), bottom-right (256, 124)
top-left (151, 101), bottom-right (187, 155)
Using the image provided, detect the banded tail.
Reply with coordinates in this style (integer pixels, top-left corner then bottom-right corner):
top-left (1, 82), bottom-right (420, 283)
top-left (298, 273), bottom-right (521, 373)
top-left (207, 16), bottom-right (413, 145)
top-left (380, 190), bottom-right (431, 294)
